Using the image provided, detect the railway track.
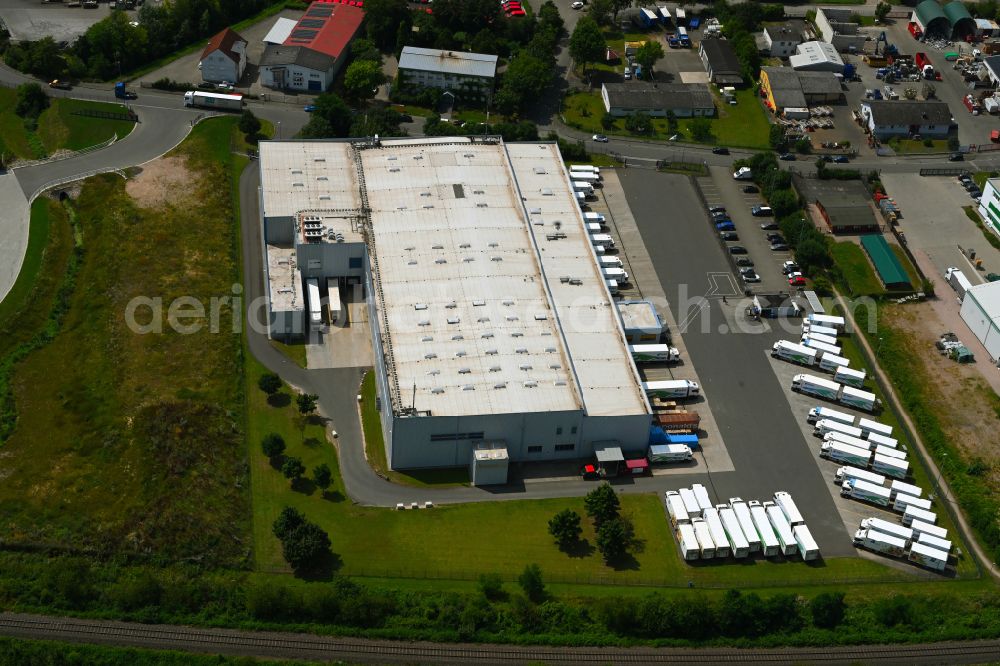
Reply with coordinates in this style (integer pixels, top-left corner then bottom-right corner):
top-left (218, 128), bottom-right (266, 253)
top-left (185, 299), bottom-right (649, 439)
top-left (1, 612), bottom-right (999, 664)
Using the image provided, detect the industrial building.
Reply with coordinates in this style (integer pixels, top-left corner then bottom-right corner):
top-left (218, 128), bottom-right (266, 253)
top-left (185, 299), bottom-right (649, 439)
top-left (698, 39), bottom-right (745, 87)
top-left (860, 234), bottom-right (911, 290)
top-left (859, 100), bottom-right (955, 140)
top-left (959, 281), bottom-right (1000, 363)
top-left (761, 21), bottom-right (806, 58)
top-left (258, 137), bottom-right (653, 472)
top-left (397, 47), bottom-right (498, 102)
top-left (912, 0), bottom-right (975, 39)
top-left (789, 41), bottom-right (845, 73)
top-left (760, 67), bottom-right (842, 113)
top-left (813, 8), bottom-right (868, 53)
top-left (976, 178), bottom-right (1000, 240)
top-left (259, 1), bottom-right (364, 92)
top-left (601, 82), bottom-right (715, 118)
top-left (798, 178), bottom-right (881, 234)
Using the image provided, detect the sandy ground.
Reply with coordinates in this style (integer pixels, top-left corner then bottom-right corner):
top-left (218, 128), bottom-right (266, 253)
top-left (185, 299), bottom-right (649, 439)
top-left (125, 156), bottom-right (193, 209)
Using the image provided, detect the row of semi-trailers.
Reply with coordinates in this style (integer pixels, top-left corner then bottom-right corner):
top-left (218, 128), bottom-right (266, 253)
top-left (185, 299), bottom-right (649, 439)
top-left (667, 486), bottom-right (819, 561)
top-left (306, 278), bottom-right (342, 333)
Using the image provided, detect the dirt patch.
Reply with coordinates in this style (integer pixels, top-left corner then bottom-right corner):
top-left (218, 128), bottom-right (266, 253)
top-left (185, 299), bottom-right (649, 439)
top-left (125, 156), bottom-right (194, 209)
top-left (884, 303), bottom-right (1000, 489)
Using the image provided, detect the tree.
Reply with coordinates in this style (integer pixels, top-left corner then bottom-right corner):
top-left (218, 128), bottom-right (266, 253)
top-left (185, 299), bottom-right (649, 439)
top-left (239, 109), bottom-right (262, 137)
top-left (796, 237), bottom-right (833, 273)
top-left (767, 189), bottom-right (799, 218)
top-left (297, 393), bottom-right (319, 416)
top-left (596, 516), bottom-right (633, 562)
top-left (538, 0), bottom-right (566, 36)
top-left (261, 433), bottom-right (286, 459)
top-left (624, 111), bottom-right (651, 134)
top-left (584, 483), bottom-right (620, 528)
top-left (344, 59), bottom-right (386, 100)
top-left (363, 0), bottom-right (411, 49)
top-left (282, 456), bottom-right (306, 481)
top-left (810, 591), bottom-right (846, 628)
top-left (495, 54), bottom-right (551, 115)
top-left (601, 112), bottom-right (615, 130)
top-left (280, 521), bottom-right (332, 573)
top-left (610, 0), bottom-right (631, 21)
top-left (769, 124), bottom-right (787, 152)
top-left (588, 0), bottom-right (614, 26)
top-left (351, 38), bottom-right (382, 63)
top-left (634, 40), bottom-right (664, 78)
top-left (351, 107), bottom-right (404, 137)
top-left (478, 573), bottom-right (505, 600)
top-left (666, 110), bottom-right (679, 133)
top-left (875, 1), bottom-right (891, 22)
top-left (569, 17), bottom-right (605, 77)
top-left (257, 372), bottom-right (281, 395)
top-left (313, 463), bottom-right (332, 491)
top-left (15, 83), bottom-right (49, 120)
top-left (272, 507), bottom-right (307, 541)
top-left (300, 93), bottom-right (353, 139)
top-left (690, 116), bottom-right (713, 142)
top-left (518, 563), bottom-right (545, 602)
top-left (547, 509), bottom-right (583, 548)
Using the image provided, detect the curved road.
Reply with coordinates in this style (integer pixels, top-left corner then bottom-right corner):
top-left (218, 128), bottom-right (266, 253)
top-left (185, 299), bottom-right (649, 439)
top-left (1, 611), bottom-right (999, 665)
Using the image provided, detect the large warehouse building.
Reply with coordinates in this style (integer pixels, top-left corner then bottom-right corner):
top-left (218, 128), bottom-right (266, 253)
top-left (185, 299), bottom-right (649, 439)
top-left (258, 137), bottom-right (653, 470)
top-left (960, 281), bottom-right (1000, 363)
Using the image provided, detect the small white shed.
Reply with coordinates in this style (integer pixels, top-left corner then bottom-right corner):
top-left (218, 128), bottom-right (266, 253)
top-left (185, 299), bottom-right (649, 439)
top-left (470, 444), bottom-right (509, 486)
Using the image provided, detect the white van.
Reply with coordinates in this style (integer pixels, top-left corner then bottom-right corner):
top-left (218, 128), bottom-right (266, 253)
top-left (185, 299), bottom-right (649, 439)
top-left (599, 256), bottom-right (623, 269)
top-left (572, 181), bottom-right (594, 195)
top-left (602, 267), bottom-right (629, 282)
top-left (582, 212), bottom-right (606, 224)
top-left (590, 233), bottom-right (614, 247)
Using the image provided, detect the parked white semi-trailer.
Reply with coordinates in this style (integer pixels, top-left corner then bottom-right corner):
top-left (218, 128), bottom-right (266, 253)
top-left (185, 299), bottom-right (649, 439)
top-left (841, 478), bottom-right (892, 507)
top-left (590, 233), bottom-right (615, 247)
top-left (801, 331), bottom-right (838, 346)
top-left (889, 480), bottom-right (922, 500)
top-left (718, 505), bottom-right (751, 558)
top-left (644, 380), bottom-right (700, 399)
top-left (630, 344), bottom-right (680, 363)
top-left (582, 212), bottom-right (606, 223)
top-left (649, 444), bottom-right (693, 464)
top-left (818, 353), bottom-right (850, 373)
top-left (793, 525), bottom-right (820, 561)
top-left (861, 517), bottom-right (913, 543)
top-left (792, 374), bottom-right (841, 401)
top-left (703, 508), bottom-right (731, 558)
top-left (840, 386), bottom-right (881, 413)
top-left (691, 517), bottom-right (717, 558)
top-left (807, 406), bottom-right (855, 426)
top-left (676, 523), bottom-right (700, 560)
top-left (749, 501), bottom-right (781, 556)
top-left (910, 519), bottom-right (947, 540)
top-left (729, 498), bottom-right (762, 554)
top-left (834, 366), bottom-right (867, 388)
top-left (692, 483), bottom-right (713, 513)
top-left (802, 337), bottom-right (842, 356)
top-left (858, 418), bottom-right (892, 439)
top-left (764, 502), bottom-right (798, 556)
top-left (814, 419), bottom-right (864, 440)
top-left (772, 340), bottom-right (818, 366)
top-left (872, 453), bottom-right (909, 479)
top-left (821, 441), bottom-right (871, 468)
top-left (806, 314), bottom-right (845, 331)
top-left (867, 432), bottom-right (899, 449)
top-left (773, 491), bottom-right (805, 527)
top-left (569, 164), bottom-right (600, 175)
top-left (917, 532), bottom-right (952, 553)
top-left (853, 528), bottom-right (907, 557)
top-left (825, 431), bottom-right (876, 451)
top-left (665, 491), bottom-right (690, 525)
top-left (836, 466), bottom-right (886, 486)
top-left (802, 322), bottom-right (839, 338)
top-left (908, 541), bottom-right (948, 571)
top-left (306, 278), bottom-right (324, 333)
top-left (679, 487), bottom-right (701, 517)
top-left (183, 90), bottom-right (244, 110)
top-left (902, 505), bottom-right (937, 526)
top-left (893, 494), bottom-right (932, 514)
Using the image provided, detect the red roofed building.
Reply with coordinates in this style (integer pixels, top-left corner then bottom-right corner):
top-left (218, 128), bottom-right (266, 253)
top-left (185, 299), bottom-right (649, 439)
top-left (260, 2), bottom-right (365, 92)
top-left (199, 27), bottom-right (248, 85)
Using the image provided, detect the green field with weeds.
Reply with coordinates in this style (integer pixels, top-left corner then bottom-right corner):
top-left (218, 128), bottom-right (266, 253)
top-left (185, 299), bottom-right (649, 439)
top-left (831, 241), bottom-right (885, 296)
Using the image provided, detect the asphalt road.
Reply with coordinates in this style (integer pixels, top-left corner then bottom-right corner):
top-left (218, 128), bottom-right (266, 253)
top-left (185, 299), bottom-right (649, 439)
top-left (618, 167), bottom-right (854, 557)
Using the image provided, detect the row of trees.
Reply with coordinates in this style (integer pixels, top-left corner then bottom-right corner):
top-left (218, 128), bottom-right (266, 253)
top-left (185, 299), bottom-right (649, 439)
top-left (272, 507), bottom-right (333, 575)
top-left (548, 483), bottom-right (636, 563)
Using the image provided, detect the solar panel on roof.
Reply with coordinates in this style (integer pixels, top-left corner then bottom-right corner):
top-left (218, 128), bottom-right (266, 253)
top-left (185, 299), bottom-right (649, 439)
top-left (306, 5), bottom-right (332, 15)
top-left (299, 18), bottom-right (325, 27)
top-left (291, 29), bottom-right (319, 40)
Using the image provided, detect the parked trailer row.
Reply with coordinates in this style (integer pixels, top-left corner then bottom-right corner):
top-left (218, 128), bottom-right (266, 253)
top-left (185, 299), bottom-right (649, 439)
top-left (802, 322), bottom-right (840, 338)
top-left (749, 501), bottom-right (782, 556)
top-left (771, 341), bottom-right (849, 373)
top-left (855, 529), bottom-right (948, 571)
top-left (791, 374), bottom-right (881, 413)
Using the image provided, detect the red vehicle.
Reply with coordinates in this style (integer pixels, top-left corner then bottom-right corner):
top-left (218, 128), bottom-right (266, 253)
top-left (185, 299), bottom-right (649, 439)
top-left (908, 22), bottom-right (923, 39)
top-left (991, 129), bottom-right (1000, 143)
top-left (789, 275), bottom-right (807, 287)
top-left (507, 8), bottom-right (525, 15)
top-left (915, 52), bottom-right (930, 69)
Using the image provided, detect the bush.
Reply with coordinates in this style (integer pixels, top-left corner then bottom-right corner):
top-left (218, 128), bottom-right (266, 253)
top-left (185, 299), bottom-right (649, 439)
top-left (810, 591), bottom-right (846, 628)
top-left (518, 563), bottom-right (545, 603)
top-left (261, 433), bottom-right (285, 459)
top-left (257, 372), bottom-right (281, 395)
top-left (14, 83), bottom-right (49, 120)
top-left (151, 78), bottom-right (192, 92)
top-left (478, 573), bottom-right (506, 601)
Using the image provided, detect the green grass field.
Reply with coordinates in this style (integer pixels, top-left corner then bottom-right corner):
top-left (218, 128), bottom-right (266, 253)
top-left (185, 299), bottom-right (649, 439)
top-left (889, 243), bottom-right (921, 289)
top-left (830, 241), bottom-right (885, 296)
top-left (0, 118), bottom-right (248, 567)
top-left (888, 138), bottom-right (951, 154)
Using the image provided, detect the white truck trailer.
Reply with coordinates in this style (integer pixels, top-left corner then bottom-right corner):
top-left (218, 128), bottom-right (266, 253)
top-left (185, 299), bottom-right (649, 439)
top-left (676, 523), bottom-right (700, 560)
top-left (807, 406), bottom-right (855, 426)
top-left (773, 491), bottom-right (805, 527)
top-left (821, 441), bottom-right (871, 468)
top-left (729, 498), bottom-right (762, 554)
top-left (853, 528), bottom-right (907, 557)
top-left (793, 525), bottom-right (820, 560)
top-left (306, 278), bottom-right (324, 333)
top-left (860, 517), bottom-right (913, 543)
top-left (818, 353), bottom-right (850, 373)
top-left (629, 344), bottom-right (680, 363)
top-left (825, 431), bottom-right (876, 451)
top-left (889, 480), bottom-right (923, 500)
top-left (791, 374), bottom-right (841, 401)
top-left (917, 532), bottom-right (952, 553)
top-left (872, 454), bottom-right (909, 479)
top-left (644, 380), bottom-right (700, 399)
top-left (806, 314), bottom-right (845, 331)
top-left (802, 322), bottom-right (839, 337)
top-left (892, 494), bottom-right (932, 514)
top-left (875, 445), bottom-right (907, 460)
top-left (692, 483), bottom-right (713, 513)
top-left (814, 419), bottom-right (864, 439)
top-left (590, 233), bottom-right (614, 247)
top-left (183, 90), bottom-right (244, 110)
top-left (581, 212), bottom-right (606, 224)
top-left (649, 444), bottom-right (693, 463)
top-left (764, 502), bottom-right (798, 556)
top-left (572, 181), bottom-right (594, 195)
top-left (910, 520), bottom-right (948, 541)
top-left (679, 487), bottom-right (701, 518)
top-left (858, 418), bottom-right (893, 439)
top-left (834, 366), bottom-right (867, 388)
top-left (841, 478), bottom-right (892, 507)
top-left (801, 331), bottom-right (838, 346)
top-left (866, 432), bottom-right (899, 449)
top-left (839, 386), bottom-right (881, 413)
top-left (703, 508), bottom-right (731, 558)
top-left (691, 517), bottom-right (717, 558)
top-left (586, 222), bottom-right (604, 233)
top-left (718, 505), bottom-right (751, 558)
top-left (902, 505), bottom-right (937, 526)
top-left (801, 337), bottom-right (842, 356)
top-left (569, 164), bottom-right (600, 175)
top-left (908, 541), bottom-right (948, 571)
top-left (599, 255), bottom-right (623, 269)
top-left (665, 491), bottom-right (690, 525)
top-left (602, 267), bottom-right (629, 283)
top-left (749, 501), bottom-right (781, 556)
top-left (836, 466), bottom-right (886, 486)
top-left (772, 340), bottom-right (818, 366)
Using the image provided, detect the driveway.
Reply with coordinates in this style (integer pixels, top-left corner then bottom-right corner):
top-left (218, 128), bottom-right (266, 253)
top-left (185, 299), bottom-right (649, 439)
top-left (0, 174), bottom-right (30, 304)
top-left (0, 0), bottom-right (135, 42)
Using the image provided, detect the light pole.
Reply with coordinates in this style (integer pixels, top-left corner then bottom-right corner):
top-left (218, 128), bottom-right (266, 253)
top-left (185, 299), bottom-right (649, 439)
top-left (876, 336), bottom-right (884, 358)
top-left (276, 121), bottom-right (281, 141)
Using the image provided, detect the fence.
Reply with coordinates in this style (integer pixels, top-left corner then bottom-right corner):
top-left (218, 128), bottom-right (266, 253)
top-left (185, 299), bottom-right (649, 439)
top-left (71, 108), bottom-right (138, 122)
top-left (919, 167), bottom-right (968, 176)
top-left (10, 133), bottom-right (118, 171)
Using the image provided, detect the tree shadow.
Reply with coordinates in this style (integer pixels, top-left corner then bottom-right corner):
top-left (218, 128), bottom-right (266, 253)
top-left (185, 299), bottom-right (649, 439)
top-left (291, 477), bottom-right (317, 496)
top-left (562, 538), bottom-right (596, 559)
top-left (294, 550), bottom-right (343, 581)
top-left (268, 455), bottom-right (286, 471)
top-left (606, 551), bottom-right (641, 571)
top-left (267, 392), bottom-right (291, 408)
top-left (321, 489), bottom-right (346, 503)
top-left (306, 414), bottom-right (329, 427)
top-left (303, 437), bottom-right (322, 449)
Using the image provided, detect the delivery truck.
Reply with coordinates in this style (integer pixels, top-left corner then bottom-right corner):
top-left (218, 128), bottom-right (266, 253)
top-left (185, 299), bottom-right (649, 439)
top-left (807, 406), bottom-right (855, 427)
top-left (872, 454), bottom-right (909, 479)
top-left (839, 386), bottom-right (881, 413)
top-left (692, 483), bottom-right (713, 513)
top-left (814, 419), bottom-right (864, 439)
top-left (773, 491), bottom-right (805, 527)
top-left (866, 432), bottom-right (899, 449)
top-left (679, 487), bottom-right (701, 518)
top-left (602, 267), bottom-right (629, 283)
top-left (644, 380), bottom-right (700, 399)
top-left (889, 480), bottom-right (922, 499)
top-left (910, 520), bottom-right (947, 541)
top-left (590, 233), bottom-right (614, 247)
top-left (853, 528), bottom-right (907, 557)
top-left (582, 212), bottom-right (605, 223)
top-left (764, 501), bottom-right (798, 556)
top-left (183, 90), bottom-right (244, 110)
top-left (818, 353), bottom-right (850, 373)
top-left (791, 374), bottom-right (841, 401)
top-left (861, 517), bottom-right (913, 543)
top-left (858, 418), bottom-right (892, 439)
top-left (599, 255), bottom-right (623, 269)
top-left (649, 444), bottom-right (693, 463)
top-left (806, 314), bottom-right (845, 331)
top-left (801, 331), bottom-right (838, 346)
top-left (793, 525), bottom-right (820, 561)
top-left (802, 323), bottom-right (839, 338)
top-left (630, 344), bottom-right (680, 363)
top-left (691, 517), bottom-right (717, 558)
top-left (875, 445), bottom-right (906, 460)
top-left (801, 338), bottom-right (842, 356)
top-left (654, 411), bottom-right (701, 432)
top-left (825, 431), bottom-right (876, 451)
top-left (841, 478), bottom-right (891, 507)
top-left (719, 506), bottom-right (751, 558)
top-left (572, 181), bottom-right (594, 195)
top-left (902, 505), bottom-right (937, 526)
top-left (836, 466), bottom-right (886, 486)
top-left (729, 498), bottom-right (762, 554)
top-left (676, 523), bottom-right (700, 560)
top-left (703, 508), bottom-right (731, 558)
top-left (917, 532), bottom-right (952, 553)
top-left (834, 366), bottom-right (867, 388)
top-left (665, 490), bottom-right (690, 525)
top-left (749, 500), bottom-right (781, 556)
top-left (893, 494), bottom-right (932, 514)
top-left (569, 164), bottom-right (600, 175)
top-left (772, 340), bottom-right (819, 366)
top-left (907, 541), bottom-right (948, 571)
top-left (821, 441), bottom-right (872, 468)
top-left (586, 222), bottom-right (604, 233)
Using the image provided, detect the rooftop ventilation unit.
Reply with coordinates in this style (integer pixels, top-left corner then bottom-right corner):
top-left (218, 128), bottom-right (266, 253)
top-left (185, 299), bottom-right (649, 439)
top-left (524, 380), bottom-right (538, 388)
top-left (490, 366), bottom-right (502, 372)
top-left (455, 351), bottom-right (467, 357)
top-left (473, 300), bottom-right (486, 306)
top-left (432, 387), bottom-right (445, 394)
top-left (494, 382), bottom-right (507, 389)
top-left (486, 349), bottom-right (498, 355)
top-left (481, 331), bottom-right (494, 338)
top-left (451, 335), bottom-right (464, 341)
top-left (422, 336), bottom-right (433, 342)
top-left (459, 367), bottom-right (471, 374)
top-left (447, 317), bottom-right (460, 324)
top-left (424, 353), bottom-right (437, 359)
top-left (516, 348), bottom-right (528, 354)
top-left (519, 364), bottom-right (532, 371)
top-left (414, 303), bottom-right (428, 310)
top-left (463, 385), bottom-right (475, 391)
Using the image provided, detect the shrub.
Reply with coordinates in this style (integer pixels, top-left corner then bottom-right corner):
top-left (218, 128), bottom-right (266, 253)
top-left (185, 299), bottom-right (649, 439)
top-left (478, 573), bottom-right (506, 601)
top-left (257, 372), bottom-right (281, 395)
top-left (810, 591), bottom-right (846, 628)
top-left (518, 563), bottom-right (545, 603)
top-left (261, 433), bottom-right (285, 459)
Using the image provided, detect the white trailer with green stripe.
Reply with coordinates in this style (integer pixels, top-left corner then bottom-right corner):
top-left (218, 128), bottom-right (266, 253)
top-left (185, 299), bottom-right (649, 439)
top-left (839, 386), bottom-right (881, 413)
top-left (821, 441), bottom-right (871, 468)
top-left (841, 478), bottom-right (892, 507)
top-left (772, 340), bottom-right (818, 366)
top-left (791, 374), bottom-right (841, 401)
top-left (629, 344), bottom-right (680, 363)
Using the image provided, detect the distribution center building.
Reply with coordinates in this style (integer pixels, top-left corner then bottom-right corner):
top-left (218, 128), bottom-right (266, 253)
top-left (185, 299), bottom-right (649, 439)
top-left (959, 280), bottom-right (1000, 363)
top-left (258, 137), bottom-right (652, 470)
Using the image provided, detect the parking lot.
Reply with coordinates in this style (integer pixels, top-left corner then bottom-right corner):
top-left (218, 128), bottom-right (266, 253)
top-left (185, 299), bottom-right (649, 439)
top-left (0, 0), bottom-right (133, 43)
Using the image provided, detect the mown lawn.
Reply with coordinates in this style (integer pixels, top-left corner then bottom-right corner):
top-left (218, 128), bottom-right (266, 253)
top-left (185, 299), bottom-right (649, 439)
top-left (0, 118), bottom-right (249, 567)
top-left (0, 199), bottom-right (68, 330)
top-left (888, 138), bottom-right (951, 154)
top-left (830, 241), bottom-right (885, 296)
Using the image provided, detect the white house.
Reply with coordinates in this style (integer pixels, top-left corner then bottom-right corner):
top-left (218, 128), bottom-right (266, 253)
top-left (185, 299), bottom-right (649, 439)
top-left (789, 41), bottom-right (845, 73)
top-left (199, 28), bottom-right (247, 85)
top-left (860, 100), bottom-right (955, 139)
top-left (763, 21), bottom-right (805, 58)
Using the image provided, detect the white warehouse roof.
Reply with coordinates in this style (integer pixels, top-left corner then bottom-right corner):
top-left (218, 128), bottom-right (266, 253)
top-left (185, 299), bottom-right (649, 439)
top-left (263, 17), bottom-right (297, 45)
top-left (398, 46), bottom-right (498, 79)
top-left (966, 280), bottom-right (1000, 319)
top-left (790, 41), bottom-right (844, 70)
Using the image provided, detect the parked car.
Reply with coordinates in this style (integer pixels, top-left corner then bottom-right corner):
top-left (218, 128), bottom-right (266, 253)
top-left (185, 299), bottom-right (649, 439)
top-left (970, 189), bottom-right (982, 199)
top-left (759, 221), bottom-right (779, 230)
top-left (833, 155), bottom-right (850, 163)
top-left (751, 205), bottom-right (773, 217)
top-left (571, 1), bottom-right (584, 7)
top-left (507, 8), bottom-right (526, 15)
top-left (782, 261), bottom-right (800, 275)
top-left (779, 153), bottom-right (796, 161)
top-left (709, 205), bottom-right (727, 214)
top-left (770, 242), bottom-right (790, 251)
top-left (728, 245), bottom-right (748, 255)
top-left (712, 214), bottom-right (731, 224)
top-left (592, 134), bottom-right (609, 142)
top-left (741, 270), bottom-right (761, 283)
top-left (712, 146), bottom-right (730, 155)
top-left (303, 105), bottom-right (316, 112)
top-left (735, 257), bottom-right (754, 267)
top-left (949, 153), bottom-right (964, 161)
top-left (766, 233), bottom-right (786, 243)
top-left (789, 274), bottom-right (807, 286)
top-left (742, 184), bottom-right (759, 193)
top-left (716, 221), bottom-right (735, 231)
top-left (720, 231), bottom-right (739, 241)
top-left (623, 67), bottom-right (632, 79)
